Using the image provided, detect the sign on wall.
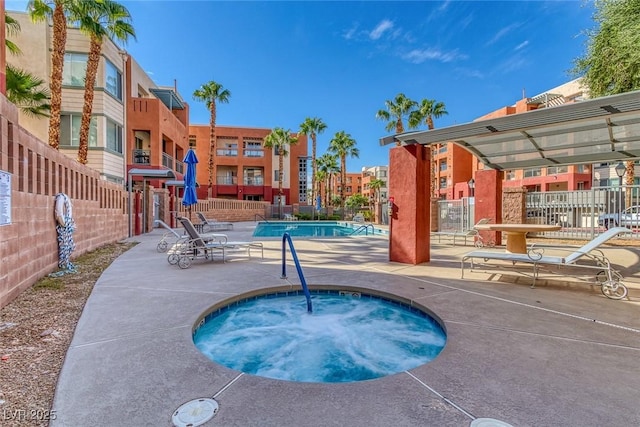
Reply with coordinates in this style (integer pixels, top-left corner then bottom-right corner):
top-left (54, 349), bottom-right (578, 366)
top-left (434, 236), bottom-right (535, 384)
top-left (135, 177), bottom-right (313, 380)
top-left (0, 170), bottom-right (11, 226)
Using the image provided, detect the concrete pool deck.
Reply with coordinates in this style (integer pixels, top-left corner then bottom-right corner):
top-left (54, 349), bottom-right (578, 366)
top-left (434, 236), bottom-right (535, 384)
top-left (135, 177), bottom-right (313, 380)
top-left (51, 222), bottom-right (640, 427)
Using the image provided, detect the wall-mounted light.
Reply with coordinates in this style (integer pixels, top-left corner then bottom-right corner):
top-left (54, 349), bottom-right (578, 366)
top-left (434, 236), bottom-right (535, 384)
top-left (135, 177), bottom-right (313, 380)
top-left (468, 178), bottom-right (475, 197)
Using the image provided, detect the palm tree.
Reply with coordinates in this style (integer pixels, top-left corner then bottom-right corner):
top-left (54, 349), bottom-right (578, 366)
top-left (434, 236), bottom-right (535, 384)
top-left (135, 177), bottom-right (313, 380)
top-left (314, 169), bottom-right (327, 209)
top-left (192, 81), bottom-right (231, 198)
top-left (5, 12), bottom-right (21, 55)
top-left (409, 98), bottom-right (448, 198)
top-left (328, 131), bottom-right (359, 212)
top-left (5, 12), bottom-right (50, 117)
top-left (28, 0), bottom-right (70, 150)
top-left (368, 177), bottom-right (384, 223)
top-left (264, 127), bottom-right (298, 218)
top-left (6, 65), bottom-right (50, 117)
top-left (317, 153), bottom-right (338, 208)
top-left (299, 117), bottom-right (327, 208)
top-left (71, 0), bottom-right (135, 164)
top-left (375, 93), bottom-right (417, 146)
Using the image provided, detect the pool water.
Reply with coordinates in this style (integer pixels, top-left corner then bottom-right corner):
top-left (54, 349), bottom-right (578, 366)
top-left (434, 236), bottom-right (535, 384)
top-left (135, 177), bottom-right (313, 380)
top-left (193, 291), bottom-right (446, 383)
top-left (252, 221), bottom-right (382, 237)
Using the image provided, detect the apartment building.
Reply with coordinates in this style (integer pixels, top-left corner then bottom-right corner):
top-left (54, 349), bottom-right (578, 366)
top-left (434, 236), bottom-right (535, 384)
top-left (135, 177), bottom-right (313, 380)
top-left (440, 78), bottom-right (611, 198)
top-left (188, 125), bottom-right (308, 204)
top-left (7, 11), bottom-right (190, 186)
top-left (361, 165), bottom-right (388, 204)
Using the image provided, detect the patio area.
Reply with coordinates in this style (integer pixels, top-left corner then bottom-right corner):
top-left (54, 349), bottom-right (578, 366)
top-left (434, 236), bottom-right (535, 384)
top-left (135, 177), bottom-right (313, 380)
top-left (51, 222), bottom-right (640, 427)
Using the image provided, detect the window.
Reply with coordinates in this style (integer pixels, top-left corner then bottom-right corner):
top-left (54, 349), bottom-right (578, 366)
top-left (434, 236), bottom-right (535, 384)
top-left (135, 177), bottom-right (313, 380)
top-left (244, 140), bottom-right (264, 157)
top-left (577, 164), bottom-right (589, 173)
top-left (547, 165), bottom-right (568, 175)
top-left (244, 168), bottom-right (263, 185)
top-left (60, 114), bottom-right (97, 147)
top-left (505, 170), bottom-right (516, 180)
top-left (105, 60), bottom-right (122, 100)
top-left (189, 136), bottom-right (196, 148)
top-left (62, 53), bottom-right (87, 86)
top-left (439, 177), bottom-right (447, 189)
top-left (439, 160), bottom-right (447, 171)
top-left (275, 170), bottom-right (285, 181)
top-left (106, 119), bottom-right (123, 153)
top-left (524, 168), bottom-right (542, 178)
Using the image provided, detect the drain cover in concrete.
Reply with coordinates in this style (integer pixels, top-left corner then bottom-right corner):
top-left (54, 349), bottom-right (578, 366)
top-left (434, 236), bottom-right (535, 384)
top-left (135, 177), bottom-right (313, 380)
top-left (172, 398), bottom-right (218, 427)
top-left (470, 418), bottom-right (514, 427)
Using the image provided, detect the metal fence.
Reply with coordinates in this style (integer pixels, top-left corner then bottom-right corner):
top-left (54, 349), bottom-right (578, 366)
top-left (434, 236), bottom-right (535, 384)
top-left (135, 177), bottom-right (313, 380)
top-left (436, 185), bottom-right (640, 241)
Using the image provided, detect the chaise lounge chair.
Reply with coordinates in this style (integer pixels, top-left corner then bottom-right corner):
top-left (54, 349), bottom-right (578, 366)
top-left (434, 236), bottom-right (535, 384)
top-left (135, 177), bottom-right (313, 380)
top-left (168, 217), bottom-right (263, 269)
top-left (433, 218), bottom-right (492, 247)
top-left (195, 211), bottom-right (234, 231)
top-left (154, 219), bottom-right (228, 252)
top-left (460, 227), bottom-right (631, 300)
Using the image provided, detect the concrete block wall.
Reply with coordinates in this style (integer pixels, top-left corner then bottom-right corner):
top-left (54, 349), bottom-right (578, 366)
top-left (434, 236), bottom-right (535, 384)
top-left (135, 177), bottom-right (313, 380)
top-left (1, 94), bottom-right (128, 308)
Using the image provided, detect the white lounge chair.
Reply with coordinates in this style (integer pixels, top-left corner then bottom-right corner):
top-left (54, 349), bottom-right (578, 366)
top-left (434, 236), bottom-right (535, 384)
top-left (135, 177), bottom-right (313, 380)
top-left (169, 217), bottom-right (262, 269)
top-left (196, 211), bottom-right (234, 231)
top-left (155, 219), bottom-right (227, 252)
top-left (433, 218), bottom-right (492, 247)
top-left (460, 227), bottom-right (631, 300)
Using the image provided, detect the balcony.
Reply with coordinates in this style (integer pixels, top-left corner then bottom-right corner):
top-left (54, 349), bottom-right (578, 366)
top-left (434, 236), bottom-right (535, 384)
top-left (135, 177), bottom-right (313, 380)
top-left (217, 149), bottom-right (238, 157)
top-left (243, 149), bottom-right (264, 158)
top-left (162, 152), bottom-right (174, 170)
top-left (133, 149), bottom-right (150, 165)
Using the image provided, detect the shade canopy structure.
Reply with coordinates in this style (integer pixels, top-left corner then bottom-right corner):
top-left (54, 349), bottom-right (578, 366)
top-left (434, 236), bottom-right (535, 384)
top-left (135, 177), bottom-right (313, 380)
top-left (127, 168), bottom-right (176, 237)
top-left (381, 89), bottom-right (640, 171)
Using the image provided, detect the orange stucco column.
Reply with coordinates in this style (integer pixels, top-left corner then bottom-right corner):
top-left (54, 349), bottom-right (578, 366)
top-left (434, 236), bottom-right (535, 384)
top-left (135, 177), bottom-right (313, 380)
top-left (474, 169), bottom-right (503, 245)
top-left (0, 0), bottom-right (6, 95)
top-left (388, 145), bottom-right (430, 264)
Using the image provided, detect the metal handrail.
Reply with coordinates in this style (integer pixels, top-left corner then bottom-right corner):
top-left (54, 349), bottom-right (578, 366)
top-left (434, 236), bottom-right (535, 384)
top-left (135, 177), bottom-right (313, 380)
top-left (255, 214), bottom-right (269, 222)
top-left (281, 232), bottom-right (312, 313)
top-left (351, 224), bottom-right (375, 235)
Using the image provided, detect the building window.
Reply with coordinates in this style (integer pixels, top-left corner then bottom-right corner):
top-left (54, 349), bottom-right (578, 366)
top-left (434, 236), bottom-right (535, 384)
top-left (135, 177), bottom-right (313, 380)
top-left (524, 168), bottom-right (542, 178)
top-left (189, 136), bottom-right (196, 148)
top-left (505, 170), bottom-right (516, 180)
top-left (62, 53), bottom-right (88, 86)
top-left (577, 181), bottom-right (585, 190)
top-left (439, 177), bottom-right (447, 189)
top-left (547, 165), bottom-right (568, 175)
top-left (244, 168), bottom-right (263, 185)
top-left (105, 60), bottom-right (122, 100)
top-left (106, 119), bottom-right (123, 153)
top-left (275, 170), bottom-right (285, 181)
top-left (60, 114), bottom-right (97, 147)
top-left (244, 140), bottom-right (264, 157)
top-left (439, 160), bottom-right (447, 171)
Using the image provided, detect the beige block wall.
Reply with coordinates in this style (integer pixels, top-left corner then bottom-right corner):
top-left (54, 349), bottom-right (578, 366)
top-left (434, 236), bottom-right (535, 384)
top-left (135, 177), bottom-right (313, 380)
top-left (0, 94), bottom-right (128, 308)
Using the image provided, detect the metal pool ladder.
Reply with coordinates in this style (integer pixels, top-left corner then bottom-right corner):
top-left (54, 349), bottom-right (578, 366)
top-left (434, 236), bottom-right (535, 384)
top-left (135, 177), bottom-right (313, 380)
top-left (351, 223), bottom-right (375, 235)
top-left (281, 232), bottom-right (313, 313)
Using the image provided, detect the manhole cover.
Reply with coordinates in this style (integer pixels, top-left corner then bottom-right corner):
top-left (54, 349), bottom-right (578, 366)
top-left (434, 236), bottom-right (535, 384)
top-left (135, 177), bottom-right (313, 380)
top-left (470, 418), bottom-right (514, 427)
top-left (172, 398), bottom-right (218, 427)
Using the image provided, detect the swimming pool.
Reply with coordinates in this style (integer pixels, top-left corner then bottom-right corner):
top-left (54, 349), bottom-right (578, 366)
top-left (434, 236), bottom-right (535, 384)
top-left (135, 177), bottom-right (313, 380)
top-left (193, 288), bottom-right (446, 383)
top-left (252, 221), bottom-right (385, 238)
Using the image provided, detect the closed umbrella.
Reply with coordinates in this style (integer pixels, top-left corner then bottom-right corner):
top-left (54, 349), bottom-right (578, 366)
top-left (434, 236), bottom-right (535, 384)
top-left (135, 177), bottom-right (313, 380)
top-left (182, 149), bottom-right (198, 219)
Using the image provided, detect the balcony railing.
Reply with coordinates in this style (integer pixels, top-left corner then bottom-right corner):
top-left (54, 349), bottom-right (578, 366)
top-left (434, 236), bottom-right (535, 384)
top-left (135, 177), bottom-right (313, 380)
top-left (162, 152), bottom-right (174, 170)
top-left (175, 160), bottom-right (184, 174)
top-left (217, 177), bottom-right (237, 185)
top-left (132, 149), bottom-right (150, 165)
top-left (216, 149), bottom-right (238, 157)
top-left (243, 149), bottom-right (264, 158)
top-left (244, 178), bottom-right (264, 186)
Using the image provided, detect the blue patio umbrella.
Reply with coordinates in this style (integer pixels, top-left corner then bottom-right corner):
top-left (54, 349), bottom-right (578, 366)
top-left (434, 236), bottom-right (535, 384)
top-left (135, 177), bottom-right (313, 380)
top-left (182, 149), bottom-right (198, 218)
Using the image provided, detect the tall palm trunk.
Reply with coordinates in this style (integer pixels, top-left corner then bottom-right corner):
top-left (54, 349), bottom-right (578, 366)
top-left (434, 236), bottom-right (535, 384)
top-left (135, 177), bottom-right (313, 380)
top-left (625, 160), bottom-right (635, 207)
top-left (340, 157), bottom-right (346, 210)
top-left (311, 134), bottom-right (317, 205)
top-left (427, 117), bottom-right (436, 198)
top-left (78, 37), bottom-right (102, 164)
top-left (48, 0), bottom-right (66, 150)
top-left (208, 103), bottom-right (217, 199)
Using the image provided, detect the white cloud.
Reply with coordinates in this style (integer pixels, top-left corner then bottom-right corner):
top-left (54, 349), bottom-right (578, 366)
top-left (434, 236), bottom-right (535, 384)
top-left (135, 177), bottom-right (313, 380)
top-left (515, 40), bottom-right (529, 51)
top-left (343, 24), bottom-right (358, 40)
top-left (486, 23), bottom-right (520, 46)
top-left (369, 19), bottom-right (394, 40)
top-left (402, 48), bottom-right (466, 64)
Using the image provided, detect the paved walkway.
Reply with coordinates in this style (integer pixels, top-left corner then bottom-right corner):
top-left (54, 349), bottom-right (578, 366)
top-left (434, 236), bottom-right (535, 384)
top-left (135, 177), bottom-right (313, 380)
top-left (51, 222), bottom-right (640, 426)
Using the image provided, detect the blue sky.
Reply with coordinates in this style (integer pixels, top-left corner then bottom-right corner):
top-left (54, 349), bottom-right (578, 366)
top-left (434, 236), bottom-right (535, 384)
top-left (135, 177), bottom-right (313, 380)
top-left (6, 0), bottom-right (596, 172)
